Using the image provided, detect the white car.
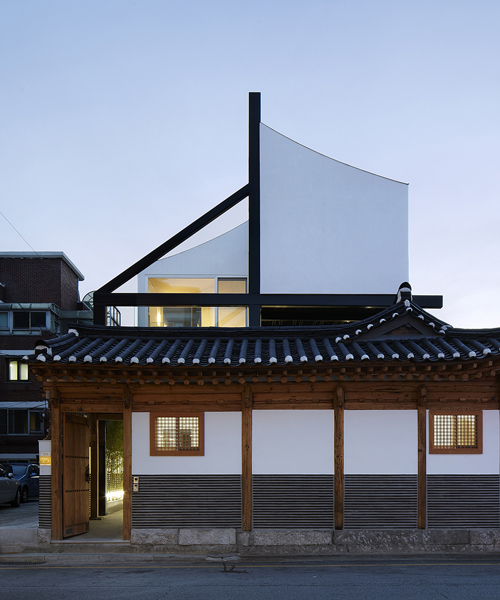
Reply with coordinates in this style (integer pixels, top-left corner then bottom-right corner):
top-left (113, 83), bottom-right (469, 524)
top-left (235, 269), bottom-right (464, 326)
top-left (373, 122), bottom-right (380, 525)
top-left (0, 465), bottom-right (21, 507)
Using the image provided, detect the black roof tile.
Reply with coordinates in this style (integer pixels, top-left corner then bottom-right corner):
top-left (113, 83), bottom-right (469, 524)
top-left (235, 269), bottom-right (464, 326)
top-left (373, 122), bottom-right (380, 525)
top-left (26, 299), bottom-right (500, 368)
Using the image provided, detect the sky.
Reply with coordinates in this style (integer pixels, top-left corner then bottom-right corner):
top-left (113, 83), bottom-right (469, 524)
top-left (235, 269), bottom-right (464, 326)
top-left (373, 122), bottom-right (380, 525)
top-left (1, 1), bottom-right (499, 328)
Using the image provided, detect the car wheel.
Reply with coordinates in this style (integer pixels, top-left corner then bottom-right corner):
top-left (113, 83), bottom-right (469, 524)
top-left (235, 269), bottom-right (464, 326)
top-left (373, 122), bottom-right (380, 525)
top-left (21, 487), bottom-right (29, 503)
top-left (11, 488), bottom-right (21, 508)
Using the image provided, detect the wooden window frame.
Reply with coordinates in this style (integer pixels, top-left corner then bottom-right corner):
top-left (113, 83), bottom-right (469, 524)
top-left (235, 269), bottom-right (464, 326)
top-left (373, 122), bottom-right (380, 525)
top-left (429, 410), bottom-right (483, 454)
top-left (150, 412), bottom-right (204, 456)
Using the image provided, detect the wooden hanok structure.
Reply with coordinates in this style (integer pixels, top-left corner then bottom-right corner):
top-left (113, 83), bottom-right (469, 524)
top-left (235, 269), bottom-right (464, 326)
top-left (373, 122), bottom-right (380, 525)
top-left (27, 291), bottom-right (500, 542)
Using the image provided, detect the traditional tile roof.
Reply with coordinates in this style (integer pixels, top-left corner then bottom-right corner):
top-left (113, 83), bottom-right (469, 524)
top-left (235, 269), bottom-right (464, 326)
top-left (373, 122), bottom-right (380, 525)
top-left (24, 298), bottom-right (500, 368)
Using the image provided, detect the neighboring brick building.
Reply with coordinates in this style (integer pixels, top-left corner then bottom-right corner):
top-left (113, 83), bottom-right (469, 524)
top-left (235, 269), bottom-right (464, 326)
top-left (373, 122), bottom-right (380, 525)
top-left (0, 252), bottom-right (92, 462)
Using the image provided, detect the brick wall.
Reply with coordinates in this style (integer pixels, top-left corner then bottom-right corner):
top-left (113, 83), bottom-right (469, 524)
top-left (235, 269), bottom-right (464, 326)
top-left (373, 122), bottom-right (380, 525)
top-left (0, 331), bottom-right (54, 352)
top-left (0, 358), bottom-right (47, 456)
top-left (0, 357), bottom-right (43, 403)
top-left (0, 256), bottom-right (80, 307)
top-left (0, 255), bottom-right (81, 457)
top-left (60, 258), bottom-right (80, 310)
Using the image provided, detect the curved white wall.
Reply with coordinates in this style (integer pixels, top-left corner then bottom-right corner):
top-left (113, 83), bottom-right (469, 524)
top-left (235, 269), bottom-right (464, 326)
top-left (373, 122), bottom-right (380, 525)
top-left (139, 223), bottom-right (248, 286)
top-left (427, 410), bottom-right (499, 474)
top-left (132, 412), bottom-right (241, 474)
top-left (252, 410), bottom-right (334, 474)
top-left (259, 125), bottom-right (409, 294)
top-left (137, 223), bottom-right (248, 326)
top-left (344, 410), bottom-right (417, 474)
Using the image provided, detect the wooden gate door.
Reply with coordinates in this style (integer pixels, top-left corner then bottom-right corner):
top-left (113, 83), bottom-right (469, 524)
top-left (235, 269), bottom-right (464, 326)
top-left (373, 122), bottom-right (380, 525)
top-left (63, 414), bottom-right (90, 538)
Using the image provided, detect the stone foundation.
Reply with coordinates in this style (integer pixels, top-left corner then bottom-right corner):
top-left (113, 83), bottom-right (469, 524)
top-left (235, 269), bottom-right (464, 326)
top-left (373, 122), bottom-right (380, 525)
top-left (4, 528), bottom-right (500, 555)
top-left (128, 528), bottom-right (500, 555)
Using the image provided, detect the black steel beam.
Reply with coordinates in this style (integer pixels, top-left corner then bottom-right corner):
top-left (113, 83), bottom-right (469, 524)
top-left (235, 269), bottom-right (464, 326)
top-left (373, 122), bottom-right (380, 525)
top-left (93, 292), bottom-right (443, 309)
top-left (97, 184), bottom-right (249, 294)
top-left (93, 303), bottom-right (107, 327)
top-left (248, 92), bottom-right (261, 305)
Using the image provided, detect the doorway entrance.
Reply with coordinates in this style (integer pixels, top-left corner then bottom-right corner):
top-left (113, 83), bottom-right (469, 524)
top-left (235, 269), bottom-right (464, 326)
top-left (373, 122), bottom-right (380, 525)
top-left (89, 416), bottom-right (124, 541)
top-left (61, 413), bottom-right (124, 541)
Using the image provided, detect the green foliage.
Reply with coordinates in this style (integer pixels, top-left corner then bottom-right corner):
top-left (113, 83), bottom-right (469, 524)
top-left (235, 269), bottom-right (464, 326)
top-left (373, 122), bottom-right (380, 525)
top-left (105, 420), bottom-right (123, 476)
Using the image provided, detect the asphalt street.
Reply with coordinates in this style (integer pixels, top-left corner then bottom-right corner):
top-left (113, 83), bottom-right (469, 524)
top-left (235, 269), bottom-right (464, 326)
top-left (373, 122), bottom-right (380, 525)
top-left (2, 557), bottom-right (500, 600)
top-left (0, 498), bottom-right (38, 528)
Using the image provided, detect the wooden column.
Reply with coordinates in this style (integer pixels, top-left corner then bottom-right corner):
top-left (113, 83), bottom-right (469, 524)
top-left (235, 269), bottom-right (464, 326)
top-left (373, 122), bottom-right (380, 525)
top-left (49, 389), bottom-right (63, 540)
top-left (123, 388), bottom-right (132, 541)
top-left (418, 386), bottom-right (427, 529)
top-left (334, 385), bottom-right (344, 530)
top-left (89, 414), bottom-right (99, 519)
top-left (242, 385), bottom-right (253, 531)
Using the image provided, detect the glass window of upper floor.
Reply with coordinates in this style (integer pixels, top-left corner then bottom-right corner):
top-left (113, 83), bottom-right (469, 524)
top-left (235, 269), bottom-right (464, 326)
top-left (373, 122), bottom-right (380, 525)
top-left (147, 277), bottom-right (247, 328)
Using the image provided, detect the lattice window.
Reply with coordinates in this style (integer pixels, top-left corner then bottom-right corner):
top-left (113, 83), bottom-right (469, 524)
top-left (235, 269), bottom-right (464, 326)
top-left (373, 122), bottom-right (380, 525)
top-left (150, 413), bottom-right (204, 456)
top-left (429, 411), bottom-right (482, 454)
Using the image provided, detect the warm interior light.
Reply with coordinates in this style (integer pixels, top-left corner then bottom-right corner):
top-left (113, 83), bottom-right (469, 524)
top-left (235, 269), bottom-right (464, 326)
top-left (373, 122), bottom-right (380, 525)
top-left (106, 490), bottom-right (124, 502)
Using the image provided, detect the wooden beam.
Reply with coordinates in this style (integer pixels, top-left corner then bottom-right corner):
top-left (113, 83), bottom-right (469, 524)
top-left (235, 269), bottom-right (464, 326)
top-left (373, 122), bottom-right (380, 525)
top-left (242, 386), bottom-right (253, 531)
top-left (50, 391), bottom-right (63, 540)
top-left (123, 388), bottom-right (132, 541)
top-left (418, 386), bottom-right (427, 529)
top-left (60, 403), bottom-right (124, 414)
top-left (89, 414), bottom-right (99, 519)
top-left (334, 385), bottom-right (344, 530)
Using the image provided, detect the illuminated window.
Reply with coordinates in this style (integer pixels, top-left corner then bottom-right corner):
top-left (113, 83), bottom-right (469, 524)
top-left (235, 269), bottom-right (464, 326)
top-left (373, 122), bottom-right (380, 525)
top-left (147, 277), bottom-right (247, 328)
top-left (218, 278), bottom-right (247, 327)
top-left (148, 278), bottom-right (215, 327)
top-left (8, 360), bottom-right (29, 381)
top-left (429, 411), bottom-right (482, 454)
top-left (150, 413), bottom-right (204, 456)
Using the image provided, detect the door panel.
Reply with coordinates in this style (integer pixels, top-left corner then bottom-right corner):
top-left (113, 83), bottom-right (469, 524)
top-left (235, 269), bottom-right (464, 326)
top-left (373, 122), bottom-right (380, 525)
top-left (63, 414), bottom-right (90, 538)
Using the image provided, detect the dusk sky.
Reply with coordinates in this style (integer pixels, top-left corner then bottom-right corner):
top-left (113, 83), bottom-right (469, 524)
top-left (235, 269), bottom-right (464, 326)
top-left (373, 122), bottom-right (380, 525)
top-left (1, 1), bottom-right (499, 327)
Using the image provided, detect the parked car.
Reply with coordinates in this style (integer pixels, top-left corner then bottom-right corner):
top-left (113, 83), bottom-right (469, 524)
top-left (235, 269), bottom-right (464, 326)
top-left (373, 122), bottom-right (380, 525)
top-left (2, 464), bottom-right (39, 503)
top-left (0, 465), bottom-right (21, 507)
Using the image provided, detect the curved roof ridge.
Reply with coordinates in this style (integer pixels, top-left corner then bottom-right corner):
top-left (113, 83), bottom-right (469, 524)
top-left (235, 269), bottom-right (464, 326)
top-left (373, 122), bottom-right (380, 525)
top-left (157, 221), bottom-right (247, 262)
top-left (261, 123), bottom-right (409, 185)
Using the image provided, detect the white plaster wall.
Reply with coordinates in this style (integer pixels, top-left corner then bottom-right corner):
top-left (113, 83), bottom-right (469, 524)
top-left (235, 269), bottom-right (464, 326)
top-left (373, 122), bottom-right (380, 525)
top-left (132, 412), bottom-right (241, 474)
top-left (427, 410), bottom-right (499, 474)
top-left (259, 124), bottom-right (409, 294)
top-left (137, 223), bottom-right (248, 326)
top-left (252, 410), bottom-right (334, 474)
top-left (344, 410), bottom-right (417, 474)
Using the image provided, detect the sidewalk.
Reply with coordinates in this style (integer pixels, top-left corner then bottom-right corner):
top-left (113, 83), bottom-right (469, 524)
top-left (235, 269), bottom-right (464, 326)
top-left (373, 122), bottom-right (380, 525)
top-left (4, 502), bottom-right (500, 562)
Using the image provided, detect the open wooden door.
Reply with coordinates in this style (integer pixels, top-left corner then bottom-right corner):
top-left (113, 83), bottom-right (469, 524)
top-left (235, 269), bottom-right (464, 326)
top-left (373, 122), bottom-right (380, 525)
top-left (63, 414), bottom-right (90, 538)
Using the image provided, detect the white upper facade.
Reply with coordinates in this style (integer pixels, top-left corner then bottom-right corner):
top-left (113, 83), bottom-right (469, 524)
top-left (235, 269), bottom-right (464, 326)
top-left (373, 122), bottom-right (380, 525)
top-left (260, 124), bottom-right (409, 294)
top-left (137, 113), bottom-right (409, 326)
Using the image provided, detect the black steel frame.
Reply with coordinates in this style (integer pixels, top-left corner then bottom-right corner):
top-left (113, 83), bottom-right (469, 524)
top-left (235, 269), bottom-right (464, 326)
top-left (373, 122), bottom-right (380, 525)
top-left (93, 93), bottom-right (443, 326)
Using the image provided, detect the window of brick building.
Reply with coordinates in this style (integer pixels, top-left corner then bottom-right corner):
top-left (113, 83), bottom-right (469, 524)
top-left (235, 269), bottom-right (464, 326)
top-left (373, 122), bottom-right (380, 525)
top-left (150, 413), bottom-right (204, 456)
top-left (13, 311), bottom-right (46, 330)
top-left (429, 410), bottom-right (482, 454)
top-left (8, 360), bottom-right (29, 381)
top-left (0, 409), bottom-right (44, 435)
